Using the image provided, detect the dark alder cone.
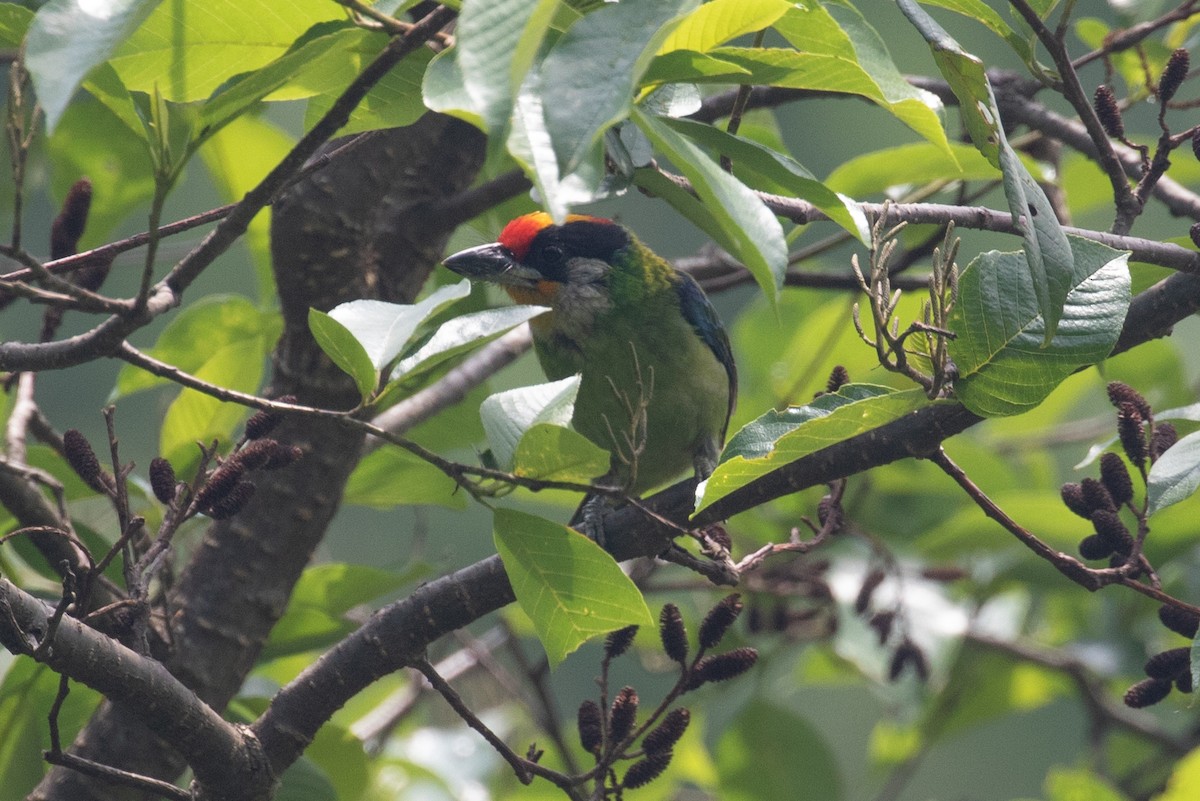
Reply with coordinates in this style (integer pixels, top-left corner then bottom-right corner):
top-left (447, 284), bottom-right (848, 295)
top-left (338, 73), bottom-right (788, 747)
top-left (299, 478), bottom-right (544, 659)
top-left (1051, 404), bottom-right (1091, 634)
top-left (261, 442), bottom-right (304, 469)
top-left (50, 178), bottom-right (93, 260)
top-left (1093, 85), bottom-right (1125, 138)
top-left (194, 462), bottom-right (246, 511)
top-left (623, 750), bottom-right (673, 790)
top-left (1080, 477), bottom-right (1115, 513)
top-left (1078, 534), bottom-right (1114, 561)
top-left (703, 523), bottom-right (732, 552)
top-left (1106, 382), bottom-right (1152, 418)
top-left (204, 480), bottom-right (256, 519)
top-left (817, 494), bottom-right (843, 530)
top-left (1159, 604), bottom-right (1200, 638)
top-left (605, 625), bottom-right (639, 660)
top-left (1192, 222), bottom-right (1200, 250)
top-left (854, 569), bottom-right (886, 615)
top-left (771, 602), bottom-right (790, 632)
top-left (888, 640), bottom-right (930, 683)
top-left (659, 604), bottom-right (689, 664)
top-left (1098, 453), bottom-right (1134, 507)
top-left (63, 429), bottom-right (109, 493)
top-left (642, 708), bottom-right (690, 755)
top-left (921, 565), bottom-right (969, 582)
top-left (868, 611), bottom-right (895, 645)
top-left (1124, 677), bottom-right (1172, 708)
top-left (243, 407), bottom-right (284, 441)
top-left (746, 604), bottom-right (763, 634)
top-left (699, 594), bottom-right (743, 650)
top-left (1194, 130), bottom-right (1200, 163)
top-left (609, 687), bottom-right (639, 743)
top-left (1090, 509), bottom-right (1134, 556)
top-left (1144, 648), bottom-right (1190, 680)
top-left (1158, 48), bottom-right (1190, 104)
top-left (689, 647), bottom-right (758, 688)
top-left (148, 457), bottom-right (177, 504)
top-left (577, 700), bottom-right (603, 754)
top-left (1116, 403), bottom-right (1147, 466)
top-left (826, 365), bottom-right (850, 393)
top-left (1151, 422), bottom-right (1179, 462)
top-left (1177, 672), bottom-right (1194, 693)
top-left (1060, 483), bottom-right (1091, 518)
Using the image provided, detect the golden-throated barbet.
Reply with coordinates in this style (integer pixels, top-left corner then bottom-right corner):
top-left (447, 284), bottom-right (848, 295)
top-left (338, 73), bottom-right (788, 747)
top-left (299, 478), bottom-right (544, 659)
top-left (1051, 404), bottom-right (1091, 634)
top-left (443, 213), bottom-right (736, 498)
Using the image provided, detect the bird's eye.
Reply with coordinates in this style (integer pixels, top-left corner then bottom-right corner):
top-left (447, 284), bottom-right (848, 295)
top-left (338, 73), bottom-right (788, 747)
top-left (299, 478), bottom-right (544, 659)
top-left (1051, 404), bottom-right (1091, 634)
top-left (542, 245), bottom-right (565, 264)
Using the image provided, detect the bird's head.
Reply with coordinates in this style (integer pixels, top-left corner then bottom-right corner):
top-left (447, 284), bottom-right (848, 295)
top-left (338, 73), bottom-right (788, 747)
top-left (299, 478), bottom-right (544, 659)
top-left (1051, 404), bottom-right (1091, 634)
top-left (442, 212), bottom-right (633, 308)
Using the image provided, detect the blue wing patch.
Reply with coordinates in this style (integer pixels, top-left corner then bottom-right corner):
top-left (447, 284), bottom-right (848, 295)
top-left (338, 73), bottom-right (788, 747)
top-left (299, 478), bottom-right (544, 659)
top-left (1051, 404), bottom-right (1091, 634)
top-left (674, 271), bottom-right (737, 435)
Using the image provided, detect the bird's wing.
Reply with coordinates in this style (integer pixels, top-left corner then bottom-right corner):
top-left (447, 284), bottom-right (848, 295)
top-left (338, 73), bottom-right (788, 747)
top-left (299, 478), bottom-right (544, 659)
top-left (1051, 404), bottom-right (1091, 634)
top-left (674, 271), bottom-right (737, 435)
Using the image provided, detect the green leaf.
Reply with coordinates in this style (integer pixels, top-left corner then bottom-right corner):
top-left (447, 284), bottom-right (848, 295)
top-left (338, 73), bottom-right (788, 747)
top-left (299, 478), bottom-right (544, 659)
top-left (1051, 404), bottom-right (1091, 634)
top-left (24, 0), bottom-right (164, 130)
top-left (159, 338), bottom-right (267, 467)
top-left (493, 508), bottom-right (653, 667)
top-left (1147, 430), bottom-right (1200, 516)
top-left (481, 376), bottom-right (580, 470)
top-left (390, 305), bottom-right (548, 383)
top-left (657, 0), bottom-right (791, 55)
top-left (301, 40), bottom-right (433, 136)
top-left (108, 0), bottom-right (338, 102)
top-left (696, 386), bottom-right (932, 514)
top-left (660, 116), bottom-right (867, 242)
top-left (326, 280), bottom-right (472, 371)
top-left (540, 0), bottom-right (698, 175)
top-left (0, 3), bottom-right (33, 48)
top-left (512, 423), bottom-right (610, 484)
top-left (641, 49), bottom-right (751, 86)
top-left (917, 0), bottom-right (1035, 65)
top-left (264, 563), bottom-right (419, 659)
top-left (826, 142), bottom-right (999, 196)
top-left (308, 308), bottom-right (377, 403)
top-left (1042, 767), bottom-right (1126, 801)
top-left (422, 47), bottom-right (484, 128)
top-left (1157, 745), bottom-right (1200, 801)
top-left (633, 107), bottom-right (786, 303)
top-left (113, 295), bottom-right (279, 396)
top-left (948, 236), bottom-right (1130, 418)
top-left (456, 0), bottom-right (557, 142)
top-left (896, 0), bottom-right (1073, 342)
top-left (343, 447), bottom-right (465, 510)
top-left (716, 700), bottom-right (842, 801)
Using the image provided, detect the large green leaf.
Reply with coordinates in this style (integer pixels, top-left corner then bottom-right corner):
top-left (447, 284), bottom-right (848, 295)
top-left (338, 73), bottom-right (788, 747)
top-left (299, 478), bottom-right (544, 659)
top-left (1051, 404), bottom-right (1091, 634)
top-left (826, 142), bottom-right (999, 197)
top-left (0, 3), bottom-right (32, 47)
top-left (657, 0), bottom-right (791, 55)
top-left (108, 0), bottom-right (337, 102)
top-left (24, 0), bottom-right (163, 130)
top-left (480, 376), bottom-right (580, 471)
top-left (512, 423), bottom-right (610, 484)
top-left (633, 107), bottom-right (786, 303)
top-left (661, 116), bottom-right (867, 242)
top-left (918, 0), bottom-right (1035, 65)
top-left (308, 309), bottom-right (377, 403)
top-left (539, 0), bottom-right (698, 175)
top-left (1146, 430), bottom-right (1200, 516)
top-left (343, 447), bottom-right (465, 510)
top-left (301, 40), bottom-right (433, 136)
top-left (947, 236), bottom-right (1130, 418)
top-left (1157, 744), bottom-right (1200, 801)
top-left (390, 305), bottom-right (548, 384)
top-left (493, 509), bottom-right (653, 667)
top-left (716, 700), bottom-right (842, 801)
top-left (696, 386), bottom-right (933, 514)
top-left (897, 0), bottom-right (1073, 342)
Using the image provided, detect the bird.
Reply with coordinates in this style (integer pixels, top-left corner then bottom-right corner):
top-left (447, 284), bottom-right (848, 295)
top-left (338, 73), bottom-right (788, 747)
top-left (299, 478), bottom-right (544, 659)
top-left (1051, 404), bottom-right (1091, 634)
top-left (442, 212), bottom-right (736, 502)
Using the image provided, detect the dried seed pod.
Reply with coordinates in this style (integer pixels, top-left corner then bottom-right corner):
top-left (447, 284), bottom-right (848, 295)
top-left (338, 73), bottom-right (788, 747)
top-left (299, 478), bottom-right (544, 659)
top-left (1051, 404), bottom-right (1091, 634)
top-left (854, 569), bottom-right (886, 615)
top-left (50, 179), bottom-right (93, 260)
top-left (642, 708), bottom-right (690, 755)
top-left (1192, 222), bottom-right (1200, 250)
top-left (1116, 403), bottom-right (1147, 466)
top-left (1106, 382), bottom-right (1152, 418)
top-left (1124, 677), bottom-right (1172, 708)
top-left (1080, 478), bottom-right (1115, 513)
top-left (1194, 130), bottom-right (1200, 162)
top-left (826, 365), bottom-right (850, 393)
top-left (1090, 509), bottom-right (1134, 556)
top-left (699, 594), bottom-right (743, 650)
top-left (63, 429), bottom-right (110, 493)
top-left (605, 625), bottom-right (638, 660)
top-left (149, 457), bottom-right (177, 504)
top-left (244, 405), bottom-right (286, 441)
top-left (623, 750), bottom-right (673, 789)
top-left (577, 700), bottom-right (603, 754)
top-left (920, 565), bottom-right (969, 582)
top-left (1060, 483), bottom-right (1091, 518)
top-left (746, 604), bottom-right (763, 634)
top-left (1151, 422), bottom-right (1179, 462)
top-left (1099, 453), bottom-right (1134, 506)
top-left (1093, 85), bottom-right (1125, 138)
top-left (1144, 648), bottom-right (1190, 680)
top-left (1159, 604), bottom-right (1200, 638)
top-left (1158, 48), bottom-right (1190, 104)
top-left (1177, 672), bottom-right (1194, 693)
top-left (817, 494), bottom-right (843, 530)
top-left (261, 442), bottom-right (304, 469)
top-left (609, 686), bottom-right (639, 743)
top-left (659, 604), bottom-right (689, 664)
top-left (688, 647), bottom-right (758, 688)
top-left (231, 438), bottom-right (278, 470)
top-left (1078, 534), bottom-right (1114, 561)
top-left (203, 480), bottom-right (256, 520)
top-left (194, 462), bottom-right (245, 511)
top-left (702, 523), bottom-right (732, 552)
top-left (888, 640), bottom-right (929, 683)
